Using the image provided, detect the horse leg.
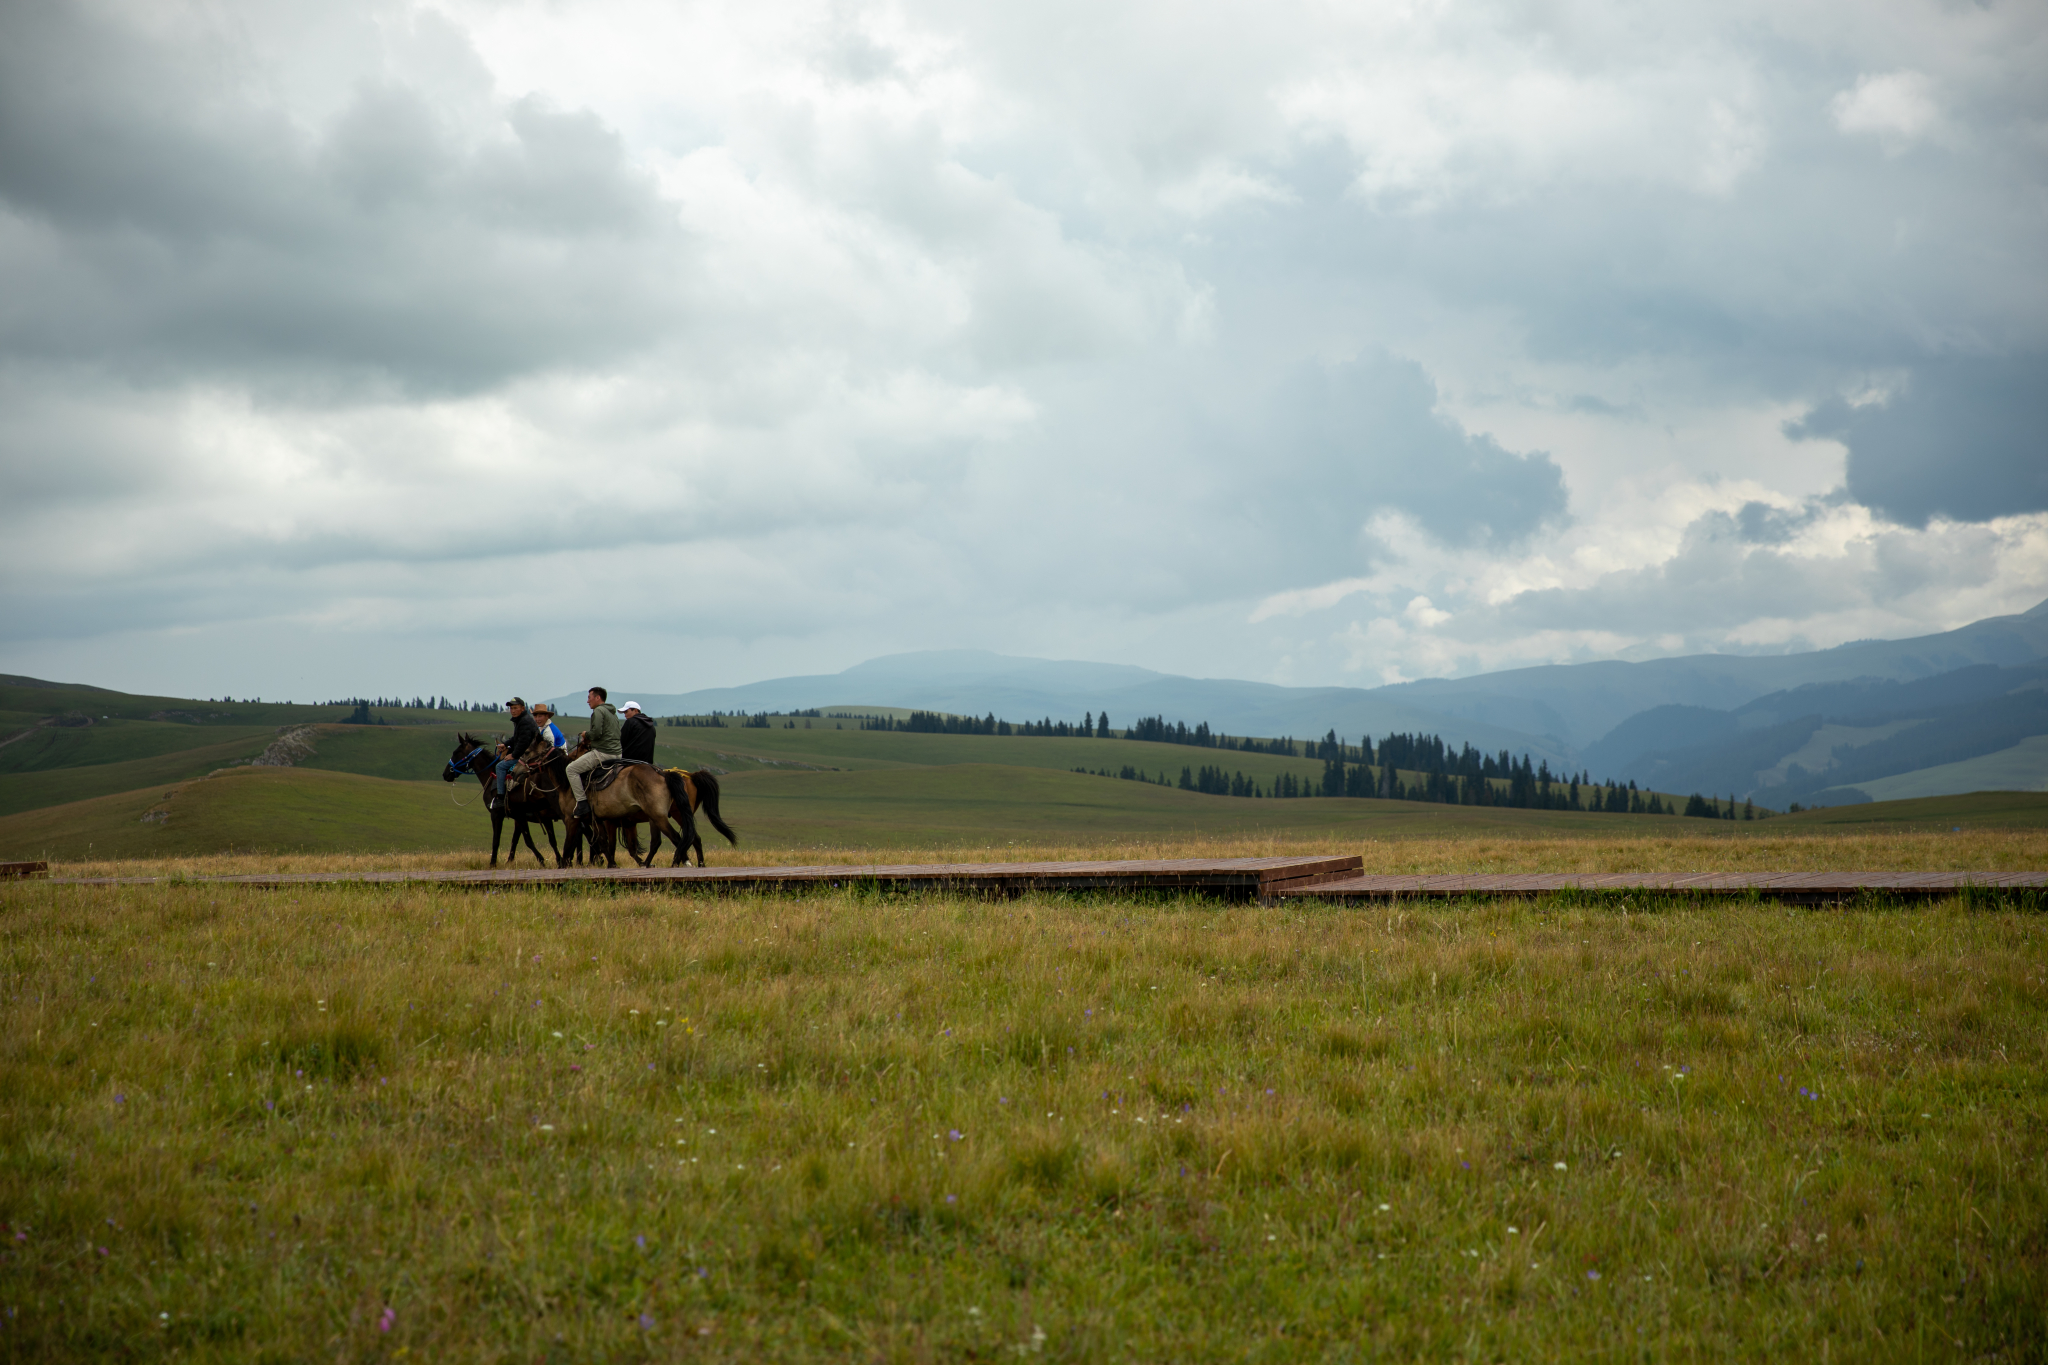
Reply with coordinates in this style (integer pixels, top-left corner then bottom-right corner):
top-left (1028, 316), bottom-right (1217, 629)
top-left (621, 813), bottom-right (656, 869)
top-left (664, 798), bottom-right (699, 867)
top-left (512, 810), bottom-right (544, 863)
top-left (540, 817), bottom-right (562, 865)
top-left (514, 812), bottom-right (545, 864)
top-left (489, 811), bottom-right (504, 868)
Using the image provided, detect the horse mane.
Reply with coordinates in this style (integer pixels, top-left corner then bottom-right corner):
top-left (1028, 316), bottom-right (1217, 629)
top-left (457, 731), bottom-right (494, 747)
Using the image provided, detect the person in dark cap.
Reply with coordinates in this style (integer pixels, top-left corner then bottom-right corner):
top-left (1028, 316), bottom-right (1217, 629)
top-left (491, 696), bottom-right (538, 813)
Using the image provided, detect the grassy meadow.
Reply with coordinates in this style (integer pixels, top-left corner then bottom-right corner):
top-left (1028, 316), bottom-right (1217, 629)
top-left (1, 873), bottom-right (2044, 1361)
top-left (5, 690), bottom-right (2046, 1358)
top-left (6, 705), bottom-right (2048, 868)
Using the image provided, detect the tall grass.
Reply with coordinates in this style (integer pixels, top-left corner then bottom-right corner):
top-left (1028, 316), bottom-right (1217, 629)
top-left (1, 876), bottom-right (2042, 1359)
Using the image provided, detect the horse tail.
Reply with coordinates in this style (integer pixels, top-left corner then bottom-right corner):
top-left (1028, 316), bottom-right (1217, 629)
top-left (692, 769), bottom-right (739, 845)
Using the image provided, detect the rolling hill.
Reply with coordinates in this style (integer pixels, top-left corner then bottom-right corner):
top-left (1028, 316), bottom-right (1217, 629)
top-left (1583, 661), bottom-right (2048, 805)
top-left (545, 599), bottom-right (2048, 782)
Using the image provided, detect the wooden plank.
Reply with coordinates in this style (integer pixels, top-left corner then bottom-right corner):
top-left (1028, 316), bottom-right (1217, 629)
top-left (35, 855), bottom-right (1364, 902)
top-left (1282, 871), bottom-right (2048, 901)
top-left (28, 859), bottom-right (2037, 902)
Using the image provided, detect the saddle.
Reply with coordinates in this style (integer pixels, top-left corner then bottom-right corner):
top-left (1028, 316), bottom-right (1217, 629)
top-left (585, 758), bottom-right (653, 794)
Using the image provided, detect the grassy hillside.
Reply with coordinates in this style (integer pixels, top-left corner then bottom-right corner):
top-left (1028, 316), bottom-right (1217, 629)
top-left (10, 755), bottom-right (2048, 867)
top-left (0, 733), bottom-right (280, 818)
top-left (716, 764), bottom-right (1703, 851)
top-left (0, 766), bottom-right (490, 862)
top-left (1776, 789), bottom-right (2048, 829)
top-left (1832, 735), bottom-right (2048, 804)
top-left (0, 761), bottom-right (1694, 863)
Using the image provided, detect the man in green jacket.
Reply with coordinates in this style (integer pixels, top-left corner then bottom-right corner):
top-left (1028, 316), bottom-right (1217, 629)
top-left (568, 686), bottom-right (623, 821)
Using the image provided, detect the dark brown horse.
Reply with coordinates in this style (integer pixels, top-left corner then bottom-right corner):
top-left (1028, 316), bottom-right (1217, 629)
top-left (442, 733), bottom-right (570, 868)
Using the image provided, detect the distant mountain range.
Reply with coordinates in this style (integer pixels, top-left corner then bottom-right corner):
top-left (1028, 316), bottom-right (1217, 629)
top-left (552, 597), bottom-right (2048, 804)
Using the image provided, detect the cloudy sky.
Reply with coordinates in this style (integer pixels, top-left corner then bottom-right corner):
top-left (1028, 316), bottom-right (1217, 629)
top-left (2, 0), bottom-right (2044, 702)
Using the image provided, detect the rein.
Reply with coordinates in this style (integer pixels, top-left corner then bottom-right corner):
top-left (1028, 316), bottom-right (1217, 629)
top-left (446, 745), bottom-right (490, 808)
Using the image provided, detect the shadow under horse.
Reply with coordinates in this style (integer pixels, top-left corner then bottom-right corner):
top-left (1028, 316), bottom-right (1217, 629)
top-left (442, 733), bottom-right (570, 868)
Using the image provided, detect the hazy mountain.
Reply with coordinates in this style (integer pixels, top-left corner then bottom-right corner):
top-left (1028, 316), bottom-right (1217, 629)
top-left (1377, 597), bottom-right (2048, 747)
top-left (550, 651), bottom-right (1583, 765)
top-left (552, 598), bottom-right (2048, 780)
top-left (1596, 660), bottom-right (2048, 804)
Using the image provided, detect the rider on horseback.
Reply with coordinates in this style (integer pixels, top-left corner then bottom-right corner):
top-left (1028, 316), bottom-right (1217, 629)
top-left (531, 702), bottom-right (567, 752)
top-left (568, 686), bottom-right (622, 822)
top-left (620, 701), bottom-right (657, 764)
top-left (490, 696), bottom-right (538, 814)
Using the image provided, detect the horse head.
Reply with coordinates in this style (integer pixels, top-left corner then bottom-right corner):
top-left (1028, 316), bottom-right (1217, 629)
top-left (444, 733), bottom-right (490, 783)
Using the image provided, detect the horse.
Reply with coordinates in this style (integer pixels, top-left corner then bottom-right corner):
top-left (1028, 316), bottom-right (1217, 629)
top-left (610, 767), bottom-right (737, 867)
top-left (442, 733), bottom-right (570, 868)
top-left (538, 740), bottom-right (698, 868)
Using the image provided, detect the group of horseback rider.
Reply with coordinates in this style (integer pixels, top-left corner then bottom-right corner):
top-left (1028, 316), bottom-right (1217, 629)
top-left (490, 686), bottom-right (657, 824)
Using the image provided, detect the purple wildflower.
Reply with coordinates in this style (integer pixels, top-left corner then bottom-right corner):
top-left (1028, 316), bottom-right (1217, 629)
top-left (379, 1306), bottom-right (395, 1332)
top-left (639, 1313), bottom-right (655, 1330)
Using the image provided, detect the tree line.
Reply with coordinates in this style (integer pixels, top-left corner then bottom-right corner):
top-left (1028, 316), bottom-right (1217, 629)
top-left (322, 695), bottom-right (502, 713)
top-left (645, 703), bottom-right (1768, 817)
top-left (861, 710), bottom-right (1120, 737)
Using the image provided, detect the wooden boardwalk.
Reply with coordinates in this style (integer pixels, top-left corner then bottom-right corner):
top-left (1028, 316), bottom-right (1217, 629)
top-left (45, 855), bottom-right (1367, 901)
top-left (32, 858), bottom-right (2043, 902)
top-left (1282, 871), bottom-right (2048, 904)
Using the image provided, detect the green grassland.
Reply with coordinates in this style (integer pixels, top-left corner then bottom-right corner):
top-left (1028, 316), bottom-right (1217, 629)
top-left (1775, 789), bottom-right (2048, 830)
top-left (8, 753), bottom-right (2048, 869)
top-left (0, 766), bottom-right (494, 863)
top-left (1843, 735), bottom-right (2048, 803)
top-left (0, 735), bottom-right (282, 820)
top-left (0, 760), bottom-right (1705, 865)
top-left (5, 680), bottom-right (2047, 866)
top-left (1, 880), bottom-right (2041, 1360)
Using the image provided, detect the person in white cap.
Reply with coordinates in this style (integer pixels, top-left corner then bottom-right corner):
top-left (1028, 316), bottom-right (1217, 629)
top-left (619, 700), bottom-right (658, 764)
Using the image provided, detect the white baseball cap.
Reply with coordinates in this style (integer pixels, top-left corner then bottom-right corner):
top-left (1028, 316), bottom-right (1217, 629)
top-left (623, 701), bottom-right (642, 712)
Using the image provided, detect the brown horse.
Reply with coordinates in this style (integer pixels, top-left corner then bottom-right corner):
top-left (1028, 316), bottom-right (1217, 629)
top-left (611, 767), bottom-right (737, 866)
top-left (538, 741), bottom-right (698, 868)
top-left (441, 733), bottom-right (568, 867)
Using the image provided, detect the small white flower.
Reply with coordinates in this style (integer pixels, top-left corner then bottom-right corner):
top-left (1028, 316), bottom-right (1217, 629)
top-left (552, 1031), bottom-right (563, 1038)
top-left (1507, 1226), bottom-right (1519, 1234)
top-left (1554, 1162), bottom-right (1568, 1171)
top-left (539, 1124), bottom-right (554, 1131)
top-left (1377, 1204), bottom-right (1390, 1212)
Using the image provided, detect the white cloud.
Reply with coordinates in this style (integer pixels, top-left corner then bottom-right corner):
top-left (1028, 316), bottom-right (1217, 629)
top-left (1830, 70), bottom-right (1940, 146)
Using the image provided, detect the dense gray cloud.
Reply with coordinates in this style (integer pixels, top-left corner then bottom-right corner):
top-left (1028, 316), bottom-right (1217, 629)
top-left (1258, 355), bottom-right (1568, 549)
top-left (0, 4), bottom-right (686, 393)
top-left (0, 0), bottom-right (2044, 700)
top-left (1788, 355), bottom-right (2048, 526)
